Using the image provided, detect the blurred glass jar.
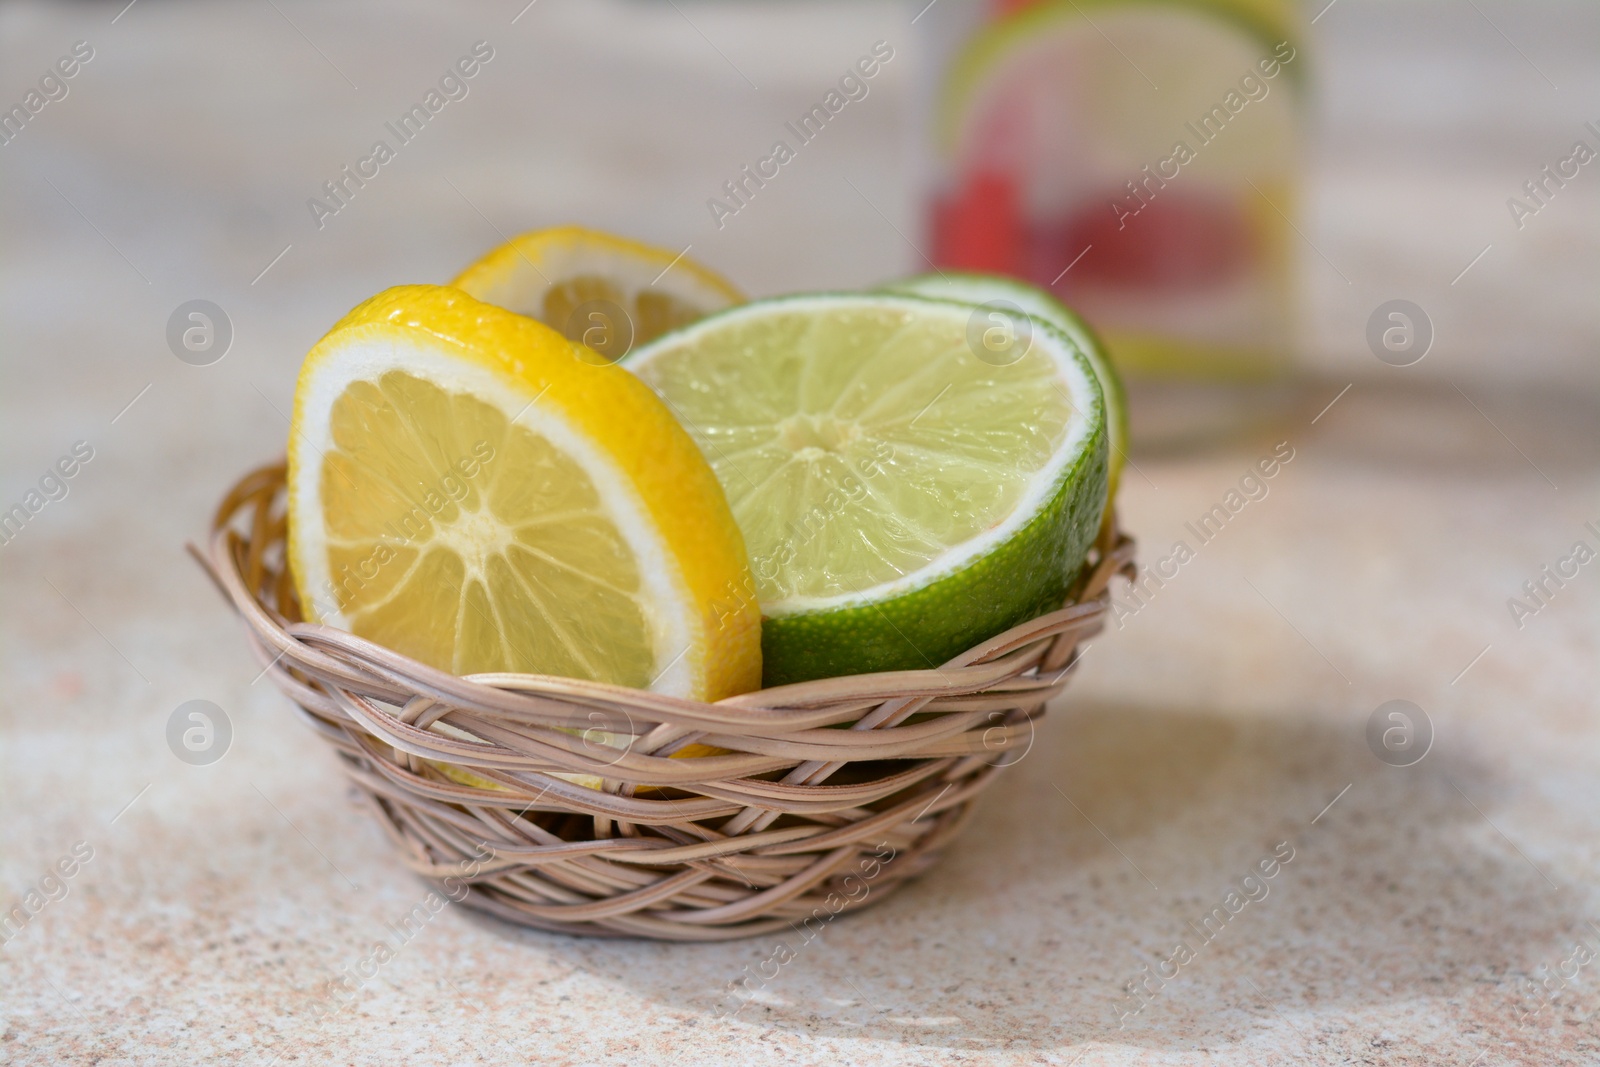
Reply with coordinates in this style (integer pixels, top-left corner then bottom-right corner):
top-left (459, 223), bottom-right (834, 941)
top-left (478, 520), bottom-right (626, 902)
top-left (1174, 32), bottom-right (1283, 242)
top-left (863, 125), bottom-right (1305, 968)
top-left (918, 0), bottom-right (1305, 399)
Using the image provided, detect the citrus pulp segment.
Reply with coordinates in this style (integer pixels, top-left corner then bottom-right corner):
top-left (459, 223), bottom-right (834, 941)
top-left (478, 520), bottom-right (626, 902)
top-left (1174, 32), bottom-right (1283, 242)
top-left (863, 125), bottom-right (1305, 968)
top-left (882, 272), bottom-right (1128, 502)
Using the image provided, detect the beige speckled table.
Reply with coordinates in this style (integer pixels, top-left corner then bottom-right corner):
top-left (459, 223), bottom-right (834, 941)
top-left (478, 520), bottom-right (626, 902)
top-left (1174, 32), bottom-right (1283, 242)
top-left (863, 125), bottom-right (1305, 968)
top-left (2, 2), bottom-right (1597, 1064)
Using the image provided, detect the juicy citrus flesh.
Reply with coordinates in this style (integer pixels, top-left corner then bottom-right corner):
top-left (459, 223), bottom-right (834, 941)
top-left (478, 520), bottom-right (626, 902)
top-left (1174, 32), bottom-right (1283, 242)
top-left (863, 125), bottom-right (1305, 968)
top-left (883, 272), bottom-right (1128, 502)
top-left (539, 275), bottom-right (709, 360)
top-left (451, 225), bottom-right (744, 358)
top-left (320, 370), bottom-right (656, 685)
top-left (624, 294), bottom-right (1108, 686)
top-left (288, 284), bottom-right (761, 704)
top-left (632, 300), bottom-right (1070, 604)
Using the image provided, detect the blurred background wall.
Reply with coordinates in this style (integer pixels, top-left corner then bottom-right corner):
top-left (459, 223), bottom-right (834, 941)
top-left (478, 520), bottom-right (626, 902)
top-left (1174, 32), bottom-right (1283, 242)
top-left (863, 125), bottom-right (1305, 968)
top-left (2, 0), bottom-right (1595, 490)
top-left (1300, 0), bottom-right (1598, 391)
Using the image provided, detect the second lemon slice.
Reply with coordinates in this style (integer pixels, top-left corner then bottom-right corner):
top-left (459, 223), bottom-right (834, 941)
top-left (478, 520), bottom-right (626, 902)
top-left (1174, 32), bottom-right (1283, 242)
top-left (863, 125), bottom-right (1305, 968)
top-left (451, 225), bottom-right (743, 361)
top-left (286, 284), bottom-right (760, 701)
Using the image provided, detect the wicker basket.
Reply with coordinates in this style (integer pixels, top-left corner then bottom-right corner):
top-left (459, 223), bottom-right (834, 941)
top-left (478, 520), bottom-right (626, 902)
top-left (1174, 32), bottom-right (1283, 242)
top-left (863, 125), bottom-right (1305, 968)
top-left (196, 461), bottom-right (1135, 941)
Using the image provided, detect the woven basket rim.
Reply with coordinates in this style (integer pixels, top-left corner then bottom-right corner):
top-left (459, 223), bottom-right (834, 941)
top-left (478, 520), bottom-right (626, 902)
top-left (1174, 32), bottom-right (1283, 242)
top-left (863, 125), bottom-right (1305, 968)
top-left (197, 458), bottom-right (1135, 941)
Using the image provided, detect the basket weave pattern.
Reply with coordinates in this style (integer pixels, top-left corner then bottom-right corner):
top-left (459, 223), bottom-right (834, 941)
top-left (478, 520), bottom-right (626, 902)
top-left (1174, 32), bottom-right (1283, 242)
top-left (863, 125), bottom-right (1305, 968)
top-left (201, 462), bottom-right (1135, 941)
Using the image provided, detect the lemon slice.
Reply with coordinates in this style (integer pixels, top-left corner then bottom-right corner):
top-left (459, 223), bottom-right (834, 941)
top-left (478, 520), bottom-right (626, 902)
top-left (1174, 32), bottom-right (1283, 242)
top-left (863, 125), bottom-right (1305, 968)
top-left (286, 284), bottom-right (760, 704)
top-left (451, 226), bottom-right (743, 361)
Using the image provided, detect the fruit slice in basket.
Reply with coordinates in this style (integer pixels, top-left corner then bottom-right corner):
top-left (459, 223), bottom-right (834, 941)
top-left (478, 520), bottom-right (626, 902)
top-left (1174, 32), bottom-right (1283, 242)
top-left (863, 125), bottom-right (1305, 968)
top-left (622, 293), bottom-right (1109, 687)
top-left (881, 272), bottom-right (1129, 505)
top-left (285, 284), bottom-right (761, 705)
top-left (451, 225), bottom-right (743, 361)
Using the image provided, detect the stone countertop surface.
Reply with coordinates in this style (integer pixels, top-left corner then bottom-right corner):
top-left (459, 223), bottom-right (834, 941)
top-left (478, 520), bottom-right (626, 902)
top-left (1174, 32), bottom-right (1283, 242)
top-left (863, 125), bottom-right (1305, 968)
top-left (2, 2), bottom-right (1597, 1064)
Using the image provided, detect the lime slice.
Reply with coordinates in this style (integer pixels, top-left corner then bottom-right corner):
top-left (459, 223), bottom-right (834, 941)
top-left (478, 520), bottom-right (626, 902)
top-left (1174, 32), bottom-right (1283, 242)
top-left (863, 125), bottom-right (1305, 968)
top-left (882, 272), bottom-right (1128, 505)
top-left (622, 293), bottom-right (1108, 687)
